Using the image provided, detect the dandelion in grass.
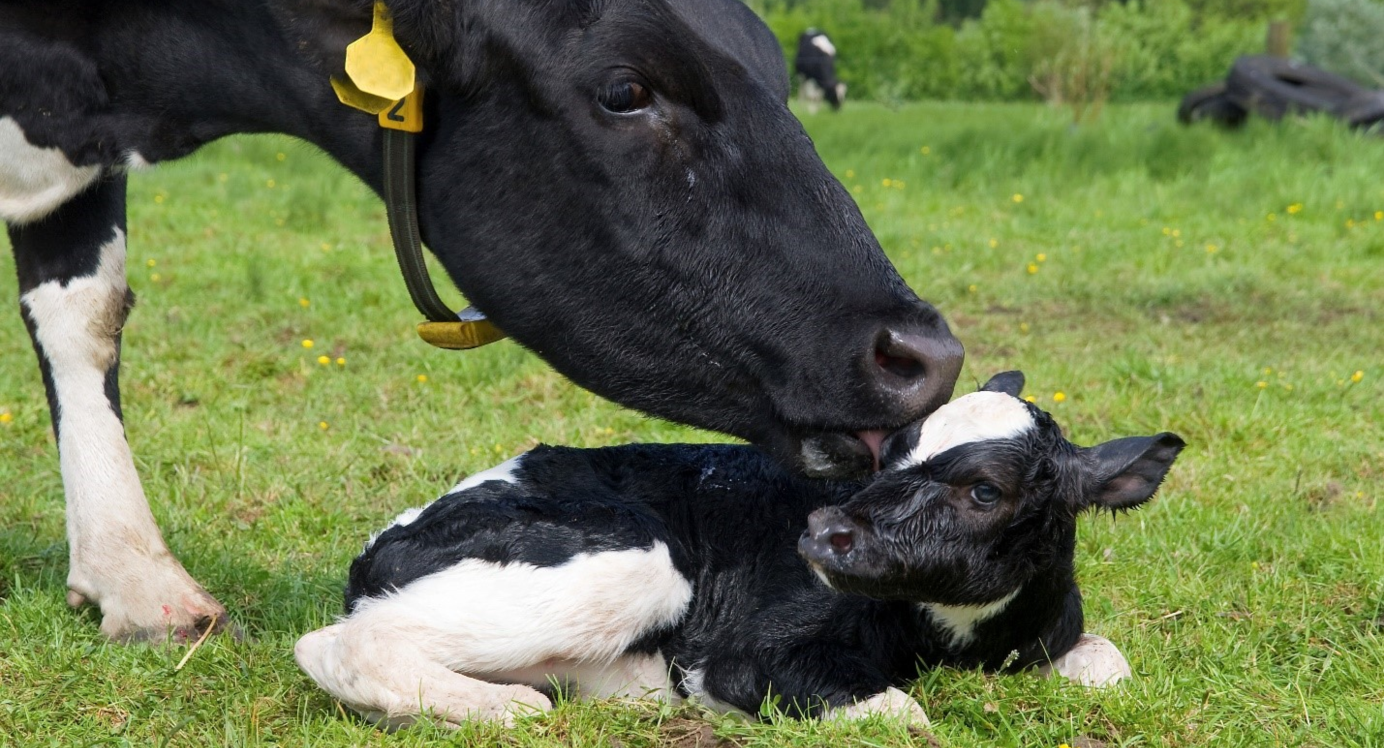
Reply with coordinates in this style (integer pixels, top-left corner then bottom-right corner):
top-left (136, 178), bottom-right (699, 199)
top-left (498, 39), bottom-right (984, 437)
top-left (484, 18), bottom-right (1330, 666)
top-left (851, 185), bottom-right (863, 194)
top-left (417, 374), bottom-right (428, 383)
top-left (320, 242), bottom-right (332, 252)
top-left (1346, 219), bottom-right (1357, 229)
top-left (154, 194), bottom-right (165, 204)
top-left (1286, 203), bottom-right (1303, 214)
top-left (276, 152), bottom-right (286, 162)
top-left (146, 259), bottom-right (157, 268)
top-left (299, 297), bottom-right (310, 308)
top-left (1024, 395), bottom-right (1037, 403)
top-left (1256, 381), bottom-right (1268, 389)
top-left (149, 273), bottom-right (161, 282)
top-left (1161, 227), bottom-right (1171, 236)
top-left (1172, 229), bottom-right (1181, 238)
top-left (920, 146), bottom-right (931, 155)
top-left (302, 339), bottom-right (314, 349)
top-left (336, 357), bottom-right (346, 367)
top-left (1036, 253), bottom-right (1047, 262)
top-left (1263, 367), bottom-right (1273, 375)
top-left (968, 284), bottom-right (978, 294)
top-left (882, 178), bottom-right (891, 187)
top-left (988, 238), bottom-right (998, 249)
top-left (1052, 392), bottom-right (1066, 403)
top-left (266, 179), bottom-right (276, 189)
top-left (845, 169), bottom-right (855, 179)
top-left (1375, 211), bottom-right (1382, 221)
top-left (318, 421), bottom-right (329, 431)
top-left (1267, 213), bottom-right (1276, 222)
top-left (0, 411), bottom-right (12, 425)
top-left (1027, 263), bottom-right (1039, 274)
top-left (1012, 193), bottom-right (1024, 203)
top-left (1352, 370), bottom-right (1365, 383)
top-left (1206, 244), bottom-right (1219, 254)
top-left (317, 355), bottom-right (330, 366)
top-left (1019, 322), bottom-right (1030, 334)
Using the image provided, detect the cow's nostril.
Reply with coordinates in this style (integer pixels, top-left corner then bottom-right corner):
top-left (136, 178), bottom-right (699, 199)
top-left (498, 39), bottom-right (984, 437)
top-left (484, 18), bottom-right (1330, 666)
top-left (828, 531), bottom-right (854, 554)
top-left (874, 347), bottom-right (926, 381)
top-left (864, 326), bottom-right (965, 418)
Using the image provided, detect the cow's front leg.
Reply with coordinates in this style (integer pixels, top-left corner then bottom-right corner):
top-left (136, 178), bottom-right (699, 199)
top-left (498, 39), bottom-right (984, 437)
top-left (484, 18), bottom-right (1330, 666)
top-left (10, 173), bottom-right (228, 642)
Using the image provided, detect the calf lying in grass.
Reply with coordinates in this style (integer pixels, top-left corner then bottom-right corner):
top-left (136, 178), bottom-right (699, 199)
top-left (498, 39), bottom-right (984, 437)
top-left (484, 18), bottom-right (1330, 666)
top-left (295, 372), bottom-right (1184, 728)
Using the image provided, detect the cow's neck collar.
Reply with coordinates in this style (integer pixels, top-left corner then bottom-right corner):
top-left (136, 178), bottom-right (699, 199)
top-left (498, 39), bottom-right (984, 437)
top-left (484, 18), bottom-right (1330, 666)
top-left (336, 1), bottom-right (506, 351)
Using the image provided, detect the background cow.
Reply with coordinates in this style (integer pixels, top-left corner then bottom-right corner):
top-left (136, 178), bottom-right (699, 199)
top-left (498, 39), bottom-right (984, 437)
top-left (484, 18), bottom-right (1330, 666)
top-left (795, 29), bottom-right (846, 112)
top-left (295, 372), bottom-right (1184, 728)
top-left (0, 0), bottom-right (962, 641)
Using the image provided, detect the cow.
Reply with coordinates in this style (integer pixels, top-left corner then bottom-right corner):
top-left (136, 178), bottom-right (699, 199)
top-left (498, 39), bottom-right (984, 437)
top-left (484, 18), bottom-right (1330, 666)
top-left (0, 0), bottom-right (964, 643)
top-left (294, 371), bottom-right (1185, 728)
top-left (795, 29), bottom-right (845, 113)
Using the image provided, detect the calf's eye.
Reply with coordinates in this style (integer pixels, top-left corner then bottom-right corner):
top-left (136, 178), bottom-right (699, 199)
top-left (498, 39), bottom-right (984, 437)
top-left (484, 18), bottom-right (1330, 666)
top-left (598, 80), bottom-right (651, 114)
top-left (970, 483), bottom-right (1002, 505)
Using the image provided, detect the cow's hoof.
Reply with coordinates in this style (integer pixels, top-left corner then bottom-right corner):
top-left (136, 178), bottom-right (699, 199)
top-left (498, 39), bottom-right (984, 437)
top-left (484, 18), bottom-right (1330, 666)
top-left (1039, 633), bottom-right (1132, 687)
top-left (68, 569), bottom-right (233, 644)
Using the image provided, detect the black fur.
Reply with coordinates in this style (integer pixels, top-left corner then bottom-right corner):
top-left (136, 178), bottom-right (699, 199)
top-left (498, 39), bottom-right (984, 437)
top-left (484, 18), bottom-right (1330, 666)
top-left (1, 0), bottom-right (963, 474)
top-left (348, 384), bottom-right (1184, 718)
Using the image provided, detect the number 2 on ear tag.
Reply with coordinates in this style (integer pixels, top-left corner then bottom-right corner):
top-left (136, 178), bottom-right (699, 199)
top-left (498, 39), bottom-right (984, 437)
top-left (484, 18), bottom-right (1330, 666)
top-left (345, 1), bottom-right (415, 102)
top-left (379, 87), bottom-right (423, 132)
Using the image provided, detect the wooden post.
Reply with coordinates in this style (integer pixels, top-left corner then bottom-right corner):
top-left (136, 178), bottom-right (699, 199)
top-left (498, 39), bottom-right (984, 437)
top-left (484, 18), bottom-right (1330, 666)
top-left (1267, 20), bottom-right (1292, 58)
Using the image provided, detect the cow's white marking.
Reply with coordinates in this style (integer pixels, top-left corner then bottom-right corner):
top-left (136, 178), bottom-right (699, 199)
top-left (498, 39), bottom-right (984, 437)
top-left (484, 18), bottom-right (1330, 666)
top-left (903, 391), bottom-right (1035, 467)
top-left (1037, 633), bottom-right (1132, 688)
top-left (22, 228), bottom-right (219, 637)
top-left (829, 686), bottom-right (930, 727)
top-left (679, 667), bottom-right (742, 714)
top-left (0, 116), bottom-right (102, 224)
top-left (919, 587), bottom-right (1021, 648)
top-left (297, 542), bottom-right (691, 725)
top-left (123, 150), bottom-right (152, 170)
top-left (448, 454), bottom-right (524, 494)
top-left (810, 35), bottom-right (836, 57)
top-left (365, 455), bottom-right (526, 551)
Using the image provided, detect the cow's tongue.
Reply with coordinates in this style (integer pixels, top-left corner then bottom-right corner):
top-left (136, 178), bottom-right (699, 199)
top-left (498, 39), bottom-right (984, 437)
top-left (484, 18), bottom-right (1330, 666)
top-left (855, 429), bottom-right (889, 472)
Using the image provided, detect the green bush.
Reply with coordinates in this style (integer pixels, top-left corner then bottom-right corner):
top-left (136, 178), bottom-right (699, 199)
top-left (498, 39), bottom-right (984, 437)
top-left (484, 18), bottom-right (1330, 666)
top-left (1298, 0), bottom-right (1384, 87)
top-left (750, 0), bottom-right (1278, 102)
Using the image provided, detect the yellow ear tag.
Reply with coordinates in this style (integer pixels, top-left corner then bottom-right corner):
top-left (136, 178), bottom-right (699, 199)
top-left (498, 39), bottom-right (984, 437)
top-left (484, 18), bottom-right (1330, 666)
top-left (417, 319), bottom-right (508, 350)
top-left (331, 76), bottom-right (394, 115)
top-left (345, 1), bottom-right (416, 102)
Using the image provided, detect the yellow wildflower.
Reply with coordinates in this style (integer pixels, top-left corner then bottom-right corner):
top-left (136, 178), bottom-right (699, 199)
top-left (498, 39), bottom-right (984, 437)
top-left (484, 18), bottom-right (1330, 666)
top-left (1375, 211), bottom-right (1382, 221)
top-left (266, 179), bottom-right (275, 188)
top-left (1027, 263), bottom-right (1039, 274)
top-left (149, 273), bottom-right (161, 282)
top-left (1352, 370), bottom-right (1364, 383)
top-left (299, 297), bottom-right (310, 308)
top-left (1012, 193), bottom-right (1024, 203)
top-left (845, 169), bottom-right (855, 179)
top-left (0, 412), bottom-right (12, 424)
top-left (920, 146), bottom-right (931, 155)
top-left (336, 357), bottom-right (346, 366)
top-left (153, 194), bottom-right (164, 204)
top-left (1286, 203), bottom-right (1303, 214)
top-left (989, 238), bottom-right (998, 249)
top-left (882, 178), bottom-right (892, 188)
top-left (1256, 381), bottom-right (1268, 389)
top-left (276, 152), bottom-right (286, 161)
top-left (301, 339), bottom-right (314, 349)
top-left (968, 284), bottom-right (978, 293)
top-left (417, 374), bottom-right (428, 383)
top-left (1036, 253), bottom-right (1047, 262)
top-left (1019, 322), bottom-right (1031, 333)
top-left (1024, 395), bottom-right (1037, 403)
top-left (318, 421), bottom-right (329, 430)
top-left (146, 259), bottom-right (157, 268)
top-left (1206, 244), bottom-right (1218, 254)
top-left (1053, 392), bottom-right (1067, 403)
top-left (317, 355), bottom-right (330, 365)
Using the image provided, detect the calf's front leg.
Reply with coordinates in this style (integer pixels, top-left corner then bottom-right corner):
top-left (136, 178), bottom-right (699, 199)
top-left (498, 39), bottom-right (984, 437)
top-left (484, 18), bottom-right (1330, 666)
top-left (10, 173), bottom-right (227, 642)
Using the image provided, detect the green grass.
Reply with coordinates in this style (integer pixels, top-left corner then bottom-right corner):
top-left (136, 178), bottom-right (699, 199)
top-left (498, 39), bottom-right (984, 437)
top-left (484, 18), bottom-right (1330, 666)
top-left (2, 102), bottom-right (1382, 747)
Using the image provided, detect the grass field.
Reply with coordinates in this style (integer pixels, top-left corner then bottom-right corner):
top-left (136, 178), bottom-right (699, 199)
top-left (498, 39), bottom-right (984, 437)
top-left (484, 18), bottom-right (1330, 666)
top-left (2, 102), bottom-right (1382, 747)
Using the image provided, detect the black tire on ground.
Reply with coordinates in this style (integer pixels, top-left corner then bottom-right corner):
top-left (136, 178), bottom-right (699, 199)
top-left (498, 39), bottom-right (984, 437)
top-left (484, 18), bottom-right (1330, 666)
top-left (1224, 55), bottom-right (1365, 121)
top-left (1177, 82), bottom-right (1249, 127)
top-left (1340, 90), bottom-right (1384, 131)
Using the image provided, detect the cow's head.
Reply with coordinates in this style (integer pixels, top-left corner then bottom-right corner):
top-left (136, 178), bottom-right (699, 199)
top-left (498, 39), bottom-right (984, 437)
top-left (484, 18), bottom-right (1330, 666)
top-left (799, 372), bottom-right (1185, 603)
top-left (372, 0), bottom-right (962, 477)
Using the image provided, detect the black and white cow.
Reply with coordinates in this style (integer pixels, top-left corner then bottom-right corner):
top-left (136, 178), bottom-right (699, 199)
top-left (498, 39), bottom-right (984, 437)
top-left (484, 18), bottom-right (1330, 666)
top-left (295, 372), bottom-right (1184, 727)
top-left (795, 29), bottom-right (845, 112)
top-left (1, 1), bottom-right (964, 641)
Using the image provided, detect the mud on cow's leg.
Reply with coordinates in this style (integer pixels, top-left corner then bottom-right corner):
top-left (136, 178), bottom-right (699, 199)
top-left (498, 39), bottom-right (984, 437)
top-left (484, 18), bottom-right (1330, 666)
top-left (9, 172), bottom-right (229, 643)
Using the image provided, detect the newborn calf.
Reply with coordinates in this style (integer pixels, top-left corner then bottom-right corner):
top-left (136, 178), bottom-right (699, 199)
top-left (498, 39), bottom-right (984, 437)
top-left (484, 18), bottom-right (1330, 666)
top-left (295, 372), bottom-right (1184, 728)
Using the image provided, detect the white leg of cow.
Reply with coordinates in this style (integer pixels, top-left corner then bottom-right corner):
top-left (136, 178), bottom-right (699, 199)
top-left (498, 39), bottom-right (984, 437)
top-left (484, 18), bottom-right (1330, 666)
top-left (296, 543), bottom-right (692, 726)
top-left (829, 687), bottom-right (931, 728)
top-left (9, 172), bottom-right (227, 642)
top-left (1037, 633), bottom-right (1132, 688)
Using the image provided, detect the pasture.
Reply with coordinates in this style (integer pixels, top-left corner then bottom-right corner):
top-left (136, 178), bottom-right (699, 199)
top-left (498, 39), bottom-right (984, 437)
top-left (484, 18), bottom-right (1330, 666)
top-left (1, 102), bottom-right (1381, 746)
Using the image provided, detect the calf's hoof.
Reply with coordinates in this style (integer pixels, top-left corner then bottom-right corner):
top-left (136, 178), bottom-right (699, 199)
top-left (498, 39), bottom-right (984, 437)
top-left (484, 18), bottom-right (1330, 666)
top-left (831, 686), bottom-right (931, 728)
top-left (1039, 633), bottom-right (1132, 687)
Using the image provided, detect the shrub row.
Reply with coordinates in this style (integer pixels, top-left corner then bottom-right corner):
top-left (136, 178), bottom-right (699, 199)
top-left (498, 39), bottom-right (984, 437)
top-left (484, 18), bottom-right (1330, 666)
top-left (749, 0), bottom-right (1315, 102)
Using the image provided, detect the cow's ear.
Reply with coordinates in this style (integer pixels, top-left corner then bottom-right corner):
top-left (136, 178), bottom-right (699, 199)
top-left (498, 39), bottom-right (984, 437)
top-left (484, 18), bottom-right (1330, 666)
top-left (1081, 433), bottom-right (1185, 511)
top-left (980, 371), bottom-right (1025, 398)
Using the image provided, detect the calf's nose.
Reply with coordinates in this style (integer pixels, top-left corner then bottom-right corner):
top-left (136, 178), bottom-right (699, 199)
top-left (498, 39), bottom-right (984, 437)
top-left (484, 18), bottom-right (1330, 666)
top-left (799, 509), bottom-right (859, 564)
top-left (866, 324), bottom-right (964, 419)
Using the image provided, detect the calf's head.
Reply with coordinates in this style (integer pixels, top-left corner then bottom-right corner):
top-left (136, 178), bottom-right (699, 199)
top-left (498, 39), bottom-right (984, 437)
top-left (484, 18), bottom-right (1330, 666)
top-left (373, 0), bottom-right (962, 476)
top-left (800, 372), bottom-right (1185, 606)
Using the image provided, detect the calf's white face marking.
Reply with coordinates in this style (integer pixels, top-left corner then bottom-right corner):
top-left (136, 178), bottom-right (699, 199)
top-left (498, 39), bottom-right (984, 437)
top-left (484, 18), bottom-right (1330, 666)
top-left (902, 390), bottom-right (1035, 467)
top-left (0, 117), bottom-right (102, 224)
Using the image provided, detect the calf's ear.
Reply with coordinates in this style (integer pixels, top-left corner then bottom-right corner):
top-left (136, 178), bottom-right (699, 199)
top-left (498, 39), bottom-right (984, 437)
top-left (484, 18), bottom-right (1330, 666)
top-left (1081, 433), bottom-right (1186, 510)
top-left (980, 371), bottom-right (1025, 397)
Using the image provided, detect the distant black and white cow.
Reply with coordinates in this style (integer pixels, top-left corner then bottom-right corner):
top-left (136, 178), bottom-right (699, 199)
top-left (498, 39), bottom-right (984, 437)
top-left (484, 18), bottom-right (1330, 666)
top-left (795, 29), bottom-right (845, 112)
top-left (295, 372), bottom-right (1184, 727)
top-left (1, 1), bottom-right (963, 641)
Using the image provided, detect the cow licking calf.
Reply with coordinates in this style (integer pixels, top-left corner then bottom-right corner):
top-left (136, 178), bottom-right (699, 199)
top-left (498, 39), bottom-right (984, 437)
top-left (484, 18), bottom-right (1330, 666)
top-left (295, 372), bottom-right (1184, 728)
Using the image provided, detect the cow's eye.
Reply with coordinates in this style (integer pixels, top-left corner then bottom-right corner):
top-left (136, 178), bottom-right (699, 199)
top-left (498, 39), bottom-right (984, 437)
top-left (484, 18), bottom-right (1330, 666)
top-left (598, 80), bottom-right (651, 114)
top-left (970, 483), bottom-right (1002, 505)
